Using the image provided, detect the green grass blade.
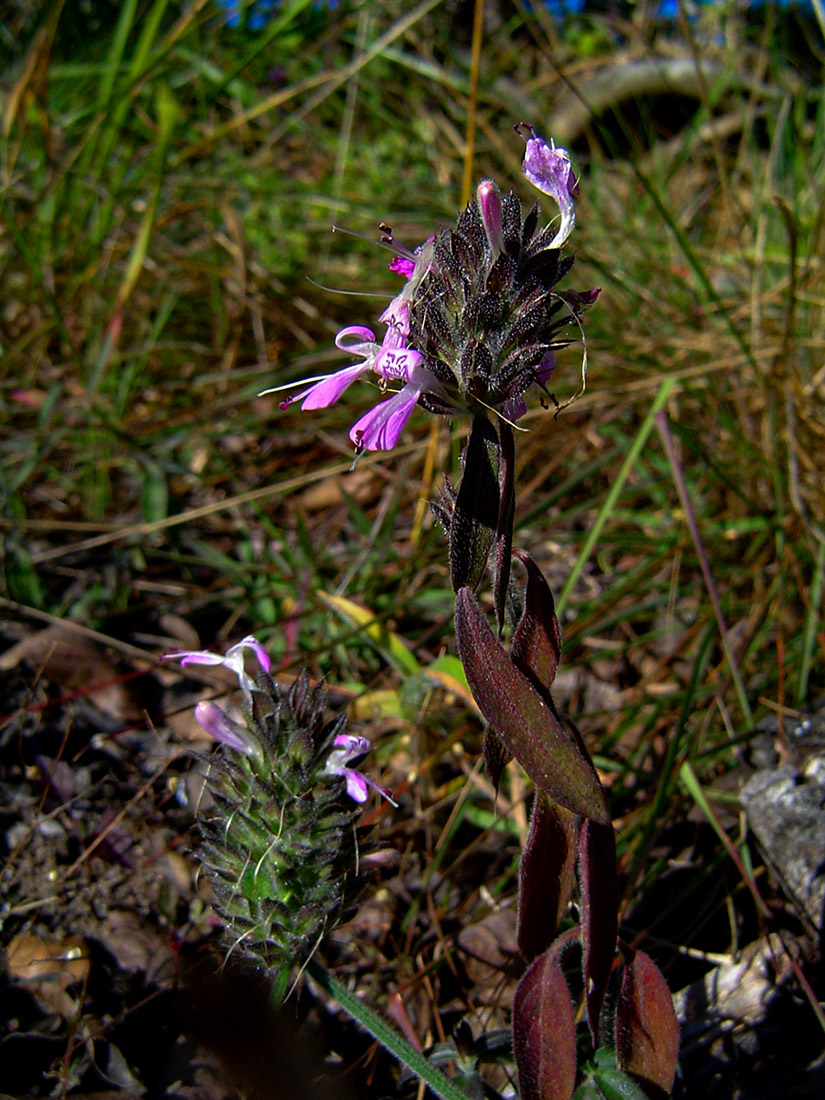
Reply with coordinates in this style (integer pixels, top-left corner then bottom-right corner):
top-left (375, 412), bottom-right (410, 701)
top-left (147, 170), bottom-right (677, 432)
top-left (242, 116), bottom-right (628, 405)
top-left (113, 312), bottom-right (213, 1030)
top-left (305, 960), bottom-right (470, 1100)
top-left (797, 538), bottom-right (825, 706)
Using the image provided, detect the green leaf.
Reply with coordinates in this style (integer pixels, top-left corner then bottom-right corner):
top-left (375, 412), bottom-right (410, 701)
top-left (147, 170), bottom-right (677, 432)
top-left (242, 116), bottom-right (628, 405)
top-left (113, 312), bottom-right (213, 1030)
top-left (140, 461), bottom-right (169, 524)
top-left (155, 82), bottom-right (179, 148)
top-left (306, 960), bottom-right (469, 1100)
top-left (572, 1084), bottom-right (607, 1100)
top-left (592, 1067), bottom-right (652, 1100)
top-left (4, 543), bottom-right (44, 608)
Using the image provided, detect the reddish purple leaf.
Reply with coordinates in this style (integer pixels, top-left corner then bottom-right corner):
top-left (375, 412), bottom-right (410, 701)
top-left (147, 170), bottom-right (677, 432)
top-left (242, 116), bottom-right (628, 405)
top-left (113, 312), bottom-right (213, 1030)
top-left (483, 726), bottom-right (511, 792)
top-left (580, 818), bottom-right (619, 1043)
top-left (513, 938), bottom-right (578, 1100)
top-left (518, 792), bottom-right (577, 962)
top-left (512, 549), bottom-right (563, 699)
top-left (455, 587), bottom-right (609, 823)
top-left (616, 944), bottom-right (680, 1094)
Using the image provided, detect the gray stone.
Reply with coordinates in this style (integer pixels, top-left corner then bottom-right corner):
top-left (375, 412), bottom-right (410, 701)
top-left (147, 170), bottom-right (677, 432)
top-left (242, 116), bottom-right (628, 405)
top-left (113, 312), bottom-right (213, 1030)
top-left (741, 756), bottom-right (825, 934)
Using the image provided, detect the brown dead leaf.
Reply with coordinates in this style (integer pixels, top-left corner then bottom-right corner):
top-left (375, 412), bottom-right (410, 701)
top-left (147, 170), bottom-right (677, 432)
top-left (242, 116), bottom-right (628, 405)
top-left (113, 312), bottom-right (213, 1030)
top-left (297, 467), bottom-right (377, 511)
top-left (158, 613), bottom-right (202, 651)
top-left (0, 625), bottom-right (143, 723)
top-left (101, 910), bottom-right (177, 984)
top-left (457, 908), bottom-right (520, 1006)
top-left (7, 931), bottom-right (90, 985)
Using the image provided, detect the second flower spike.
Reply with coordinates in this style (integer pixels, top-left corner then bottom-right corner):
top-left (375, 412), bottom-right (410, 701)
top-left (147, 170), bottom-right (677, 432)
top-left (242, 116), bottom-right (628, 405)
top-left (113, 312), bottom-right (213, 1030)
top-left (165, 639), bottom-right (395, 999)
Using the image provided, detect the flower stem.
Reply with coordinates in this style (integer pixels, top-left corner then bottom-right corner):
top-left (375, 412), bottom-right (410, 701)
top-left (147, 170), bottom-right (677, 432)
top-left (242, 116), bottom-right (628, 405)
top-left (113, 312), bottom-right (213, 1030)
top-left (305, 959), bottom-right (470, 1100)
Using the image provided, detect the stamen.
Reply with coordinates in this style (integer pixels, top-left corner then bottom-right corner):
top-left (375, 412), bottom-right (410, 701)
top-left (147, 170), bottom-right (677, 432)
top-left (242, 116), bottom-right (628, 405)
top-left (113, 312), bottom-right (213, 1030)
top-left (332, 223), bottom-right (416, 262)
top-left (305, 276), bottom-right (387, 299)
top-left (259, 375), bottom-right (331, 397)
top-left (473, 394), bottom-right (530, 432)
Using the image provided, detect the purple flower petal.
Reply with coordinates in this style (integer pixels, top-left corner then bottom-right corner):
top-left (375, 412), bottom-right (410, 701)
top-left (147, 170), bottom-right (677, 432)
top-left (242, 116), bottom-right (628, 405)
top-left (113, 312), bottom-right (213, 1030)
top-left (389, 255), bottom-right (415, 279)
top-left (344, 770), bottom-right (369, 802)
top-left (477, 179), bottom-right (503, 254)
top-left (331, 733), bottom-right (371, 760)
top-left (335, 325), bottom-right (378, 353)
top-left (165, 636), bottom-right (271, 706)
top-left (502, 350), bottom-right (557, 421)
top-left (194, 701), bottom-right (253, 754)
top-left (388, 237), bottom-right (435, 284)
top-left (536, 349), bottom-right (557, 387)
top-left (221, 636), bottom-right (271, 676)
top-left (323, 733), bottom-right (396, 806)
top-left (278, 327), bottom-right (381, 410)
top-left (170, 649), bottom-right (226, 668)
top-left (559, 287), bottom-right (602, 313)
top-left (503, 394), bottom-right (528, 421)
top-left (374, 346), bottom-right (424, 383)
top-left (517, 124), bottom-right (578, 248)
top-left (298, 361), bottom-right (371, 410)
top-left (230, 635), bottom-right (271, 674)
top-left (379, 296), bottom-right (411, 338)
top-left (349, 385), bottom-right (422, 451)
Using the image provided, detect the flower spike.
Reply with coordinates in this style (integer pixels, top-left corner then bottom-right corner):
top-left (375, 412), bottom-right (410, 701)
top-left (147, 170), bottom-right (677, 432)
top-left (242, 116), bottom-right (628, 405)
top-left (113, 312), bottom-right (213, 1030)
top-left (277, 127), bottom-right (596, 448)
top-left (171, 649), bottom-right (395, 990)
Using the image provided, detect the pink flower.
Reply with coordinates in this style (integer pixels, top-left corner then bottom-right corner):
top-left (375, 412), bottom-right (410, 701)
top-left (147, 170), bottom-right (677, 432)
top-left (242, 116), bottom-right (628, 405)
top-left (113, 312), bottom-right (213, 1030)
top-left (163, 635), bottom-right (271, 706)
top-left (286, 309), bottom-right (423, 412)
top-left (516, 123), bottom-right (578, 248)
top-left (388, 255), bottom-right (416, 279)
top-left (193, 700), bottom-right (257, 755)
top-left (349, 379), bottom-right (430, 451)
top-left (323, 734), bottom-right (397, 805)
top-left (270, 236), bottom-right (448, 451)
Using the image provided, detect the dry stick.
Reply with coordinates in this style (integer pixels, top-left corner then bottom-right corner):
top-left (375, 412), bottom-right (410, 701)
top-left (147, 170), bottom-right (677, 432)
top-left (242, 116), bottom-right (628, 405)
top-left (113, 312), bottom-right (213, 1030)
top-left (27, 442), bottom-right (423, 565)
top-left (0, 596), bottom-right (171, 669)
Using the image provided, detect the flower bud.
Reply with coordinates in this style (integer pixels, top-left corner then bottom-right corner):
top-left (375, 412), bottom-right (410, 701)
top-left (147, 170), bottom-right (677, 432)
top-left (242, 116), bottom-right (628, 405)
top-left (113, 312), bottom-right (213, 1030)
top-left (194, 700), bottom-right (257, 754)
top-left (477, 179), bottom-right (503, 256)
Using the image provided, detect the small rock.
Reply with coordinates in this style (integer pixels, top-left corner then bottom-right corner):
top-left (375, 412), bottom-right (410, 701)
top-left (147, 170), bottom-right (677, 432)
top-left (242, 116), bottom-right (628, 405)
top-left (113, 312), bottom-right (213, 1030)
top-left (741, 756), bottom-right (825, 934)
